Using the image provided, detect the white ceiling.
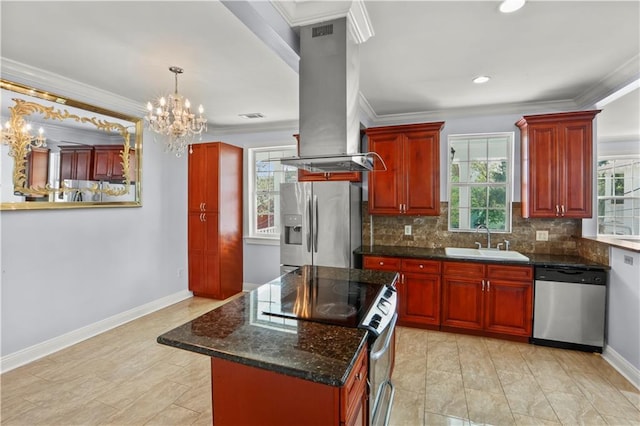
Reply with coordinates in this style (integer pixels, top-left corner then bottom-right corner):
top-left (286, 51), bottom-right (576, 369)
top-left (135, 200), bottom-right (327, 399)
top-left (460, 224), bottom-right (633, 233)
top-left (1, 1), bottom-right (639, 143)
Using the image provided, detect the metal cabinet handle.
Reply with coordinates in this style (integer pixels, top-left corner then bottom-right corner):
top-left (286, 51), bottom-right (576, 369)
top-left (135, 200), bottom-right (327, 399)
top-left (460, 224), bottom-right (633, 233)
top-left (379, 261), bottom-right (384, 265)
top-left (481, 280), bottom-right (485, 292)
top-left (202, 213), bottom-right (206, 222)
top-left (356, 373), bottom-right (362, 381)
top-left (313, 195), bottom-right (319, 253)
top-left (487, 280), bottom-right (490, 291)
top-left (306, 195), bottom-right (312, 253)
top-left (561, 205), bottom-right (565, 216)
top-left (555, 205), bottom-right (560, 216)
top-left (419, 264), bottom-right (424, 269)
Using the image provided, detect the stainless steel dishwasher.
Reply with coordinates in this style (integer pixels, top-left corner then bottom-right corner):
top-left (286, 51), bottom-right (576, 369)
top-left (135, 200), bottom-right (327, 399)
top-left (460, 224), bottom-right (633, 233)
top-left (532, 266), bottom-right (608, 353)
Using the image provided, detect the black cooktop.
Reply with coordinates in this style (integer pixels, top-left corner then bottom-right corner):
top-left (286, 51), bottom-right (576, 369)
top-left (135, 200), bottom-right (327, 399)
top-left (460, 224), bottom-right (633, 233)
top-left (260, 265), bottom-right (397, 329)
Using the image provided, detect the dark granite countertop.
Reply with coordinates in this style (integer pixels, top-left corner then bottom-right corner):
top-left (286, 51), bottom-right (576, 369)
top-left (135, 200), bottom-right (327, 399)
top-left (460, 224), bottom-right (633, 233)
top-left (355, 245), bottom-right (610, 270)
top-left (157, 266), bottom-right (399, 387)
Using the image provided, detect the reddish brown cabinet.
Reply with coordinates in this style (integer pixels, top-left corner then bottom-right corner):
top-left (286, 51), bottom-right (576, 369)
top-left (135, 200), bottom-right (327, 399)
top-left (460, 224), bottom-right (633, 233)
top-left (365, 122), bottom-right (443, 215)
top-left (92, 145), bottom-right (136, 181)
top-left (211, 344), bottom-right (368, 426)
top-left (517, 110), bottom-right (600, 218)
top-left (59, 146), bottom-right (93, 181)
top-left (188, 142), bottom-right (243, 299)
top-left (441, 261), bottom-right (533, 340)
top-left (363, 255), bottom-right (441, 328)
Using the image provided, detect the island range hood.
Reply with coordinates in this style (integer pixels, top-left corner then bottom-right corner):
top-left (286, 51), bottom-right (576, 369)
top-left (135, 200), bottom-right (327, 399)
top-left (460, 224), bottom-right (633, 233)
top-left (280, 18), bottom-right (382, 173)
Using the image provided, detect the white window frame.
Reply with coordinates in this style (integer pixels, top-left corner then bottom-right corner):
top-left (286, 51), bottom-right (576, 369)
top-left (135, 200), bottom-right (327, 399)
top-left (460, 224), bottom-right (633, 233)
top-left (447, 132), bottom-right (514, 233)
top-left (245, 145), bottom-right (297, 245)
top-left (596, 155), bottom-right (640, 237)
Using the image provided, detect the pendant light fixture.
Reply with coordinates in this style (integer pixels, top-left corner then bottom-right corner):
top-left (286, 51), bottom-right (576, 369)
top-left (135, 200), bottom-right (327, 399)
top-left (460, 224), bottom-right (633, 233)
top-left (145, 66), bottom-right (207, 157)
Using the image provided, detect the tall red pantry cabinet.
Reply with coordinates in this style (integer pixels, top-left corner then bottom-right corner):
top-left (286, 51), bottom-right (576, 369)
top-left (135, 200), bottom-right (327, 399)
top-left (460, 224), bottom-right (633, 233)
top-left (188, 142), bottom-right (243, 299)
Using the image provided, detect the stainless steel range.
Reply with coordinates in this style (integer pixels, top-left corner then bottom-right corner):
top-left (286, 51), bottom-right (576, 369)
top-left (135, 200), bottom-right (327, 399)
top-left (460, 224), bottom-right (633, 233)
top-left (263, 265), bottom-right (399, 426)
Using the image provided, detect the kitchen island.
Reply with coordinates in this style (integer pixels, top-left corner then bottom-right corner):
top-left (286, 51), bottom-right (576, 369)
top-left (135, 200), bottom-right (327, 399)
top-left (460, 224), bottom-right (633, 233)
top-left (158, 265), bottom-right (398, 426)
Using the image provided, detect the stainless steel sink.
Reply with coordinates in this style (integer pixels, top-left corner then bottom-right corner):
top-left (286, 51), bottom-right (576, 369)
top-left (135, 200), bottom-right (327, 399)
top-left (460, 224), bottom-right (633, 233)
top-left (445, 247), bottom-right (529, 261)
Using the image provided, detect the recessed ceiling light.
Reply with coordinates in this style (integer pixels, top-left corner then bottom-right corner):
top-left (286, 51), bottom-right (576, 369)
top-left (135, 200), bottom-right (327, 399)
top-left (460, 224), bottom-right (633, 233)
top-left (473, 76), bottom-right (491, 84)
top-left (238, 113), bottom-right (265, 119)
top-left (499, 0), bottom-right (525, 13)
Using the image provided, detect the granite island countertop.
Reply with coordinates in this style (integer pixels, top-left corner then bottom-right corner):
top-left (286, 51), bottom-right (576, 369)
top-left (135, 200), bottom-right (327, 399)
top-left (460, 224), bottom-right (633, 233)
top-left (157, 266), bottom-right (399, 387)
top-left (355, 245), bottom-right (610, 270)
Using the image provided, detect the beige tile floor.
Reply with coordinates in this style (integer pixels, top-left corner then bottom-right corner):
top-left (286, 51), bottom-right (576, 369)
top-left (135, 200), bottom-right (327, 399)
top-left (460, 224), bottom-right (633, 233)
top-left (1, 296), bottom-right (639, 425)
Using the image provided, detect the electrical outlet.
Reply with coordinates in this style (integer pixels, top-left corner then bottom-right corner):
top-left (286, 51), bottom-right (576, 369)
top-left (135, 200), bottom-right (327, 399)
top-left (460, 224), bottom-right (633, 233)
top-left (404, 225), bottom-right (412, 236)
top-left (536, 230), bottom-right (549, 241)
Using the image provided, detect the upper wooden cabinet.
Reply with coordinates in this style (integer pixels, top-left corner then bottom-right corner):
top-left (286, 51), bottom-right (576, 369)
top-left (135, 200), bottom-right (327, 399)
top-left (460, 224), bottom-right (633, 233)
top-left (517, 110), bottom-right (600, 218)
top-left (365, 122), bottom-right (444, 215)
top-left (92, 145), bottom-right (136, 181)
top-left (59, 146), bottom-right (93, 181)
top-left (188, 142), bottom-right (243, 300)
top-left (293, 134), bottom-right (362, 182)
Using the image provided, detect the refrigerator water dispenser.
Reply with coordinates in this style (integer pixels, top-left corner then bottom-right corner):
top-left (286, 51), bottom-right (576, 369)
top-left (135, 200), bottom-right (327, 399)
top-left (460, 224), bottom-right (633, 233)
top-left (283, 214), bottom-right (303, 245)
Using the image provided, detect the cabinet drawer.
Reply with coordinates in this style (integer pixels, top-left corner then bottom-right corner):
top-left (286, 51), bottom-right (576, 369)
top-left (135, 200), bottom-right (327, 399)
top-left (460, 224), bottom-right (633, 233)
top-left (342, 346), bottom-right (368, 420)
top-left (443, 261), bottom-right (485, 276)
top-left (363, 256), bottom-right (402, 271)
top-left (402, 259), bottom-right (441, 274)
top-left (487, 264), bottom-right (533, 281)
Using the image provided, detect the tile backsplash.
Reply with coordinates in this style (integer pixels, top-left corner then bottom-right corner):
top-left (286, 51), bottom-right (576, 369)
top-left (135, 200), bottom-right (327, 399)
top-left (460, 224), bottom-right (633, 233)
top-left (362, 201), bottom-right (609, 264)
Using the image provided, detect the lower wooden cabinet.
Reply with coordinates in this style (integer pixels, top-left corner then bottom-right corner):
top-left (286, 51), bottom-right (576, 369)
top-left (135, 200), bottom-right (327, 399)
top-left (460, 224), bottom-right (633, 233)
top-left (211, 345), bottom-right (368, 426)
top-left (363, 255), bottom-right (441, 328)
top-left (442, 262), bottom-right (533, 339)
top-left (363, 255), bottom-right (533, 340)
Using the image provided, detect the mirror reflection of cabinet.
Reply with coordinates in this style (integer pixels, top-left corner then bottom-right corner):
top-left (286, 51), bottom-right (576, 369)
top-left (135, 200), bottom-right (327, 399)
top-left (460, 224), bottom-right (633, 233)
top-left (25, 147), bottom-right (50, 200)
top-left (92, 145), bottom-right (136, 182)
top-left (59, 146), bottom-right (93, 181)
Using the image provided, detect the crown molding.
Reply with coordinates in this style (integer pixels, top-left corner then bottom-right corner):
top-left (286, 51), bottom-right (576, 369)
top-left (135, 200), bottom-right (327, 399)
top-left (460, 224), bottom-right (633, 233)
top-left (1, 58), bottom-right (145, 118)
top-left (575, 54), bottom-right (640, 109)
top-left (270, 0), bottom-right (373, 43)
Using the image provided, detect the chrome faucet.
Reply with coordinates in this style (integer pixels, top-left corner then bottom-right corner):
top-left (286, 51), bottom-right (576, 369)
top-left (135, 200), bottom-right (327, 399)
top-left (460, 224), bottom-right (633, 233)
top-left (475, 224), bottom-right (491, 249)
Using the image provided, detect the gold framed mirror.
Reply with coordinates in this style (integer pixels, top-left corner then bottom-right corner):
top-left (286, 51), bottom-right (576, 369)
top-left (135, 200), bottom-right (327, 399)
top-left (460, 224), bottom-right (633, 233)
top-left (1, 79), bottom-right (142, 210)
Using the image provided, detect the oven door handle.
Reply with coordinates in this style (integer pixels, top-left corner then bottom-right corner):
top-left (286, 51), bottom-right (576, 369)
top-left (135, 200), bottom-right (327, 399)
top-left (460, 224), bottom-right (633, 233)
top-left (370, 313), bottom-right (398, 362)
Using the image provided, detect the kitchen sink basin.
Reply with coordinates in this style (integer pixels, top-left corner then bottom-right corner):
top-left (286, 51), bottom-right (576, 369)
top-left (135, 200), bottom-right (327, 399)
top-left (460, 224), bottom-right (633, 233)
top-left (445, 247), bottom-right (530, 261)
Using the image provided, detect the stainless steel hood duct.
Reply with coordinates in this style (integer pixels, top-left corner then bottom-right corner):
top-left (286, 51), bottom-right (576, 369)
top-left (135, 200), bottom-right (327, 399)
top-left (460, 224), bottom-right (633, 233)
top-left (281, 18), bottom-right (381, 172)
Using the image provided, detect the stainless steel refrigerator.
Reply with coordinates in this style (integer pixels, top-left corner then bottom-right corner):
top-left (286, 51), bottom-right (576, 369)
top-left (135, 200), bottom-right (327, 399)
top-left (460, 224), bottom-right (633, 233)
top-left (280, 181), bottom-right (361, 273)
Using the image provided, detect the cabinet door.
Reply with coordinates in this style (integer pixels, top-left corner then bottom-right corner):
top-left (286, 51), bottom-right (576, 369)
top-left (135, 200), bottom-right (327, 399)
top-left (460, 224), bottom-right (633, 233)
top-left (403, 130), bottom-right (440, 215)
top-left (560, 120), bottom-right (592, 218)
top-left (298, 170), bottom-right (361, 182)
top-left (401, 272), bottom-right (441, 326)
top-left (483, 279), bottom-right (532, 337)
top-left (368, 133), bottom-right (403, 214)
top-left (188, 211), bottom-right (220, 296)
top-left (74, 149), bottom-right (92, 180)
top-left (188, 144), bottom-right (219, 212)
top-left (92, 148), bottom-right (114, 180)
top-left (441, 275), bottom-right (483, 330)
top-left (527, 124), bottom-right (559, 218)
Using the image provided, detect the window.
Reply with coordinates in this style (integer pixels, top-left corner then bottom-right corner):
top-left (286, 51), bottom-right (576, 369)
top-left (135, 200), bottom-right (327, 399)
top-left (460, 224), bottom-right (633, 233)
top-left (247, 146), bottom-right (298, 242)
top-left (448, 133), bottom-right (513, 232)
top-left (597, 157), bottom-right (640, 236)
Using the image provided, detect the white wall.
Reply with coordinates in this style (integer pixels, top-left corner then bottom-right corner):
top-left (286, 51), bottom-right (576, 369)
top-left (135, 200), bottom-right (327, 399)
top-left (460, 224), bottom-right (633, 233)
top-left (605, 247), bottom-right (640, 387)
top-left (1, 73), bottom-right (189, 358)
top-left (1, 135), bottom-right (189, 356)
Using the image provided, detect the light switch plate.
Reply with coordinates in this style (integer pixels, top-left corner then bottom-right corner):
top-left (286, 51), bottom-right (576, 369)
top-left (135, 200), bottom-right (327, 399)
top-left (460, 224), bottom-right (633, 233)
top-left (536, 230), bottom-right (549, 241)
top-left (404, 225), bottom-right (412, 236)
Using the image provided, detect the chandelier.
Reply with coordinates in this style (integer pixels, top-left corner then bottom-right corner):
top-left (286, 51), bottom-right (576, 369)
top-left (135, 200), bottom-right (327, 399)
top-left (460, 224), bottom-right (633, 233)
top-left (145, 66), bottom-right (207, 157)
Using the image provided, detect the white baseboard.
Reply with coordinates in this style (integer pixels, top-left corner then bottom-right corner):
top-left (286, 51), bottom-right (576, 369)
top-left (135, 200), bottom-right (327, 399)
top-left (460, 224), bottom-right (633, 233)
top-left (0, 290), bottom-right (193, 374)
top-left (602, 345), bottom-right (640, 390)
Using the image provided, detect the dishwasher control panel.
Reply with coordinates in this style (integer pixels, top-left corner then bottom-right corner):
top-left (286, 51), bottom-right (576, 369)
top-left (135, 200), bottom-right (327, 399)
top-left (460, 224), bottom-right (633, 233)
top-left (534, 267), bottom-right (607, 285)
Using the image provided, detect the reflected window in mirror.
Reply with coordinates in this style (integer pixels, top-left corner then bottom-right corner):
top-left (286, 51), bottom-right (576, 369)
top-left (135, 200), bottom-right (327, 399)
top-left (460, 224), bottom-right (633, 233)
top-left (1, 79), bottom-right (142, 210)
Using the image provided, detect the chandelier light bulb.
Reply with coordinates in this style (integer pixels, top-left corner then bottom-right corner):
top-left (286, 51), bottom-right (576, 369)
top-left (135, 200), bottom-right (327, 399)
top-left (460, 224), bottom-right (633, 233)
top-left (185, 99), bottom-right (191, 109)
top-left (198, 105), bottom-right (204, 114)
